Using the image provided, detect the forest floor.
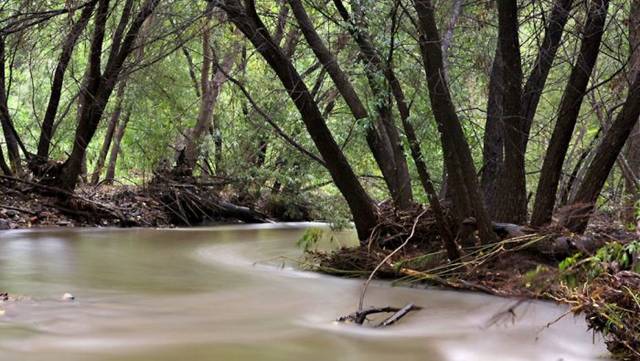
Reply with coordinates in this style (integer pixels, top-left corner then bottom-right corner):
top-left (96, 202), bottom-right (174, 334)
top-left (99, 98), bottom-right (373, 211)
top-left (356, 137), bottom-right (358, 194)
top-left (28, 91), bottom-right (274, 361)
top-left (302, 206), bottom-right (640, 360)
top-left (0, 178), bottom-right (170, 230)
top-left (0, 174), bottom-right (281, 230)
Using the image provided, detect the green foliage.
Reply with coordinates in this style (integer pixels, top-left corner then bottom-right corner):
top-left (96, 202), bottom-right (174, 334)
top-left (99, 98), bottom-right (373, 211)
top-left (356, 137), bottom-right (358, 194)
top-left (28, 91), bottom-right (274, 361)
top-left (297, 228), bottom-right (325, 252)
top-left (559, 241), bottom-right (640, 284)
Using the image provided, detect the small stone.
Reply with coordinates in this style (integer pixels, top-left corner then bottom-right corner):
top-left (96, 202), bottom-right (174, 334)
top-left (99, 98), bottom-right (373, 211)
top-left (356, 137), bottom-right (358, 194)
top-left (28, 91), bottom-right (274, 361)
top-left (62, 293), bottom-right (75, 301)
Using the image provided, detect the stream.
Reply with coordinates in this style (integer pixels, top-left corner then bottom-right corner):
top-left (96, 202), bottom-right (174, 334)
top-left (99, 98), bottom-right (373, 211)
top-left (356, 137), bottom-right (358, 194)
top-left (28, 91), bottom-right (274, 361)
top-left (0, 224), bottom-right (609, 360)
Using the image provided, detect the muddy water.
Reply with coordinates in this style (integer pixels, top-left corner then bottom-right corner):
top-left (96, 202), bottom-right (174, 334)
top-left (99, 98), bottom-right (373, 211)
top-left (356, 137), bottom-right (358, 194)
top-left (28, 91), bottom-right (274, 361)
top-left (0, 224), bottom-right (609, 361)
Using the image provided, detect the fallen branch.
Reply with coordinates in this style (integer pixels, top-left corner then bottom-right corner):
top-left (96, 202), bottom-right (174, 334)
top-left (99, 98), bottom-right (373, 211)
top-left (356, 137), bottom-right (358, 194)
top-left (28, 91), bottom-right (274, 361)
top-left (376, 303), bottom-right (421, 327)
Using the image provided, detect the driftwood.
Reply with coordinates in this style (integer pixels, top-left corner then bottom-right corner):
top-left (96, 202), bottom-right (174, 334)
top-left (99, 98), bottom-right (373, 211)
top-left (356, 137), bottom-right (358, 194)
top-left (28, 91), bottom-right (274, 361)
top-left (376, 303), bottom-right (422, 327)
top-left (337, 304), bottom-right (423, 327)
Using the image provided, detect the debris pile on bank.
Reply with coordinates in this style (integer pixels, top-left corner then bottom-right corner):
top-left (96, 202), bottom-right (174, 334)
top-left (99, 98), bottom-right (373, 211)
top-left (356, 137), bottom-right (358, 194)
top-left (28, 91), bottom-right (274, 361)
top-left (303, 206), bottom-right (639, 359)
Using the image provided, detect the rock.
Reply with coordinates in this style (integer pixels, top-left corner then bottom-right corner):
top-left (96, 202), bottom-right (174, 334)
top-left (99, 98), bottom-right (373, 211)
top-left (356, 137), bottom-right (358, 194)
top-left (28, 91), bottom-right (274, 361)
top-left (62, 293), bottom-right (75, 301)
top-left (0, 219), bottom-right (9, 230)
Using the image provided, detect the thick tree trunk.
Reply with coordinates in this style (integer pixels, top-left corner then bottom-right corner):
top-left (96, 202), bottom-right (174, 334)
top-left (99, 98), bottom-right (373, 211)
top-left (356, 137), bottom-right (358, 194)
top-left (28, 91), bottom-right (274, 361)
top-left (492, 0), bottom-right (527, 224)
top-left (566, 72), bottom-right (640, 232)
top-left (91, 81), bottom-right (126, 184)
top-left (413, 0), bottom-right (497, 244)
top-left (481, 46), bottom-right (504, 216)
top-left (36, 1), bottom-right (96, 159)
top-left (531, 0), bottom-right (609, 227)
top-left (219, 0), bottom-right (377, 241)
top-left (104, 110), bottom-right (130, 184)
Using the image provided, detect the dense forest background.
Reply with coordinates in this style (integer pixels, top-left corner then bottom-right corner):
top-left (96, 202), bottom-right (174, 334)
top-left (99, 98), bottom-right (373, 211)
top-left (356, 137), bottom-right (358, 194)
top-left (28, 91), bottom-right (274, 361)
top-left (0, 0), bottom-right (638, 235)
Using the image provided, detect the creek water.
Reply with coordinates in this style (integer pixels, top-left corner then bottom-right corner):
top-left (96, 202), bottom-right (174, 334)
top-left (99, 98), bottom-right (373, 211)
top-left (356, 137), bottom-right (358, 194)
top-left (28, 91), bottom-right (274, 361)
top-left (0, 224), bottom-right (609, 361)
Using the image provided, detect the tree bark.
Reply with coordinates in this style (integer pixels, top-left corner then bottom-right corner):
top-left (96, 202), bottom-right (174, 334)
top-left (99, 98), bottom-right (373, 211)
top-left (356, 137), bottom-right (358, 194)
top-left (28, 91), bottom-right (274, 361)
top-left (36, 0), bottom-right (97, 159)
top-left (492, 0), bottom-right (527, 224)
top-left (0, 144), bottom-right (11, 175)
top-left (218, 0), bottom-right (377, 241)
top-left (291, 0), bottom-right (413, 210)
top-left (531, 0), bottom-right (609, 227)
top-left (412, 0), bottom-right (498, 244)
top-left (521, 0), bottom-right (574, 149)
top-left (0, 36), bottom-right (22, 175)
top-left (622, 0), bottom-right (640, 226)
top-left (180, 5), bottom-right (239, 172)
top-left (332, 0), bottom-right (414, 210)
top-left (91, 81), bottom-right (126, 184)
top-left (566, 73), bottom-right (640, 232)
top-left (104, 110), bottom-right (130, 184)
top-left (481, 46), bottom-right (504, 216)
top-left (57, 0), bottom-right (160, 190)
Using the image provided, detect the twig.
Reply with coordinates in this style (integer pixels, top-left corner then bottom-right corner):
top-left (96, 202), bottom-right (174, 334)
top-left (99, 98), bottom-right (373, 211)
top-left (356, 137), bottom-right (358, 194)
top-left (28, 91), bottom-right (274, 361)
top-left (0, 204), bottom-right (37, 216)
top-left (358, 208), bottom-right (428, 311)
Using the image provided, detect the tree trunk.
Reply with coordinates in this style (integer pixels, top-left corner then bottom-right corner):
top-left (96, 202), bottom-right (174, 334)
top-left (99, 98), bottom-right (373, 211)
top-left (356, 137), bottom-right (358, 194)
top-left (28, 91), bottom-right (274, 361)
top-left (91, 81), bottom-right (126, 184)
top-left (331, 0), bottom-right (414, 210)
top-left (36, 0), bottom-right (96, 159)
top-left (291, 0), bottom-right (413, 210)
top-left (0, 36), bottom-right (23, 175)
top-left (566, 72), bottom-right (640, 232)
top-left (104, 110), bottom-right (130, 184)
top-left (622, 0), bottom-right (640, 226)
top-left (57, 0), bottom-right (160, 191)
top-left (0, 144), bottom-right (11, 175)
top-left (481, 46), bottom-right (504, 216)
top-left (531, 0), bottom-right (609, 227)
top-left (521, 0), bottom-right (574, 149)
top-left (412, 0), bottom-right (498, 244)
top-left (492, 0), bottom-right (527, 224)
top-left (219, 0), bottom-right (377, 241)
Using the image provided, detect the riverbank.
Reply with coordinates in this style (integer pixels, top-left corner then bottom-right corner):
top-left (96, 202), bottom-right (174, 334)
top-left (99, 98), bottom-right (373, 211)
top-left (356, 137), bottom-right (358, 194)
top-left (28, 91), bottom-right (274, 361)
top-left (0, 177), bottom-right (280, 231)
top-left (302, 213), bottom-right (640, 359)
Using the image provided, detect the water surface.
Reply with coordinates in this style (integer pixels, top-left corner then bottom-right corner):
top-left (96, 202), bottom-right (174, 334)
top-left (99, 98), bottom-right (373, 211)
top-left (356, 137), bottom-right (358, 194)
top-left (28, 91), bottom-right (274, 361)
top-left (0, 224), bottom-right (609, 360)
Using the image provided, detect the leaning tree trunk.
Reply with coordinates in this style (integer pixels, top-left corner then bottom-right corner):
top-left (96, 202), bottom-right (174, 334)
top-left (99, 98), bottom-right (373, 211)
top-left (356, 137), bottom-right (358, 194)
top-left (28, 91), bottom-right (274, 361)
top-left (413, 0), bottom-right (498, 244)
top-left (331, 0), bottom-right (415, 210)
top-left (521, 0), bottom-right (574, 150)
top-left (218, 0), bottom-right (377, 241)
top-left (622, 0), bottom-right (640, 226)
top-left (36, 1), bottom-right (97, 159)
top-left (0, 36), bottom-right (23, 175)
top-left (57, 0), bottom-right (160, 191)
top-left (566, 71), bottom-right (640, 232)
top-left (290, 0), bottom-right (414, 210)
top-left (531, 0), bottom-right (609, 227)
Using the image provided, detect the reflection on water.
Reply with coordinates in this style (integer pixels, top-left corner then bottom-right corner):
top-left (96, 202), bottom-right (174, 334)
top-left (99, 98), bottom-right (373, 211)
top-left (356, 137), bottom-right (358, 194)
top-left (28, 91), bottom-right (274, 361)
top-left (0, 225), bottom-right (609, 361)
